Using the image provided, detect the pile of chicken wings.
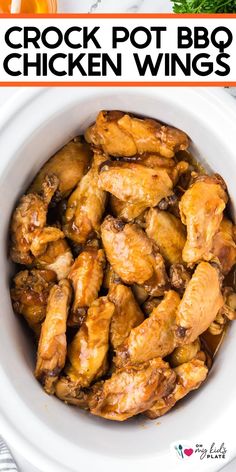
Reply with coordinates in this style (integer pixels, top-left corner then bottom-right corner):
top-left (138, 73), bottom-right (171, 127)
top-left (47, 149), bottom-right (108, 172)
top-left (9, 111), bottom-right (236, 421)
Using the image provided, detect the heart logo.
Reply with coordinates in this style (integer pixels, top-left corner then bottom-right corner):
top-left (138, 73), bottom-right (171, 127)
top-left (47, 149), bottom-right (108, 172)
top-left (184, 448), bottom-right (194, 457)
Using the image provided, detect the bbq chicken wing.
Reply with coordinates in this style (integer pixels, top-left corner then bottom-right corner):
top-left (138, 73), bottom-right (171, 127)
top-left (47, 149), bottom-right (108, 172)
top-left (103, 264), bottom-right (121, 291)
top-left (10, 175), bottom-right (64, 265)
top-left (108, 284), bottom-right (144, 349)
top-left (110, 195), bottom-right (147, 222)
top-left (116, 291), bottom-right (180, 367)
top-left (67, 244), bottom-right (106, 327)
top-left (169, 338), bottom-right (201, 368)
top-left (29, 138), bottom-right (91, 200)
top-left (179, 175), bottom-right (228, 265)
top-left (169, 264), bottom-right (191, 294)
top-left (142, 250), bottom-right (169, 297)
top-left (85, 111), bottom-right (189, 158)
top-left (34, 239), bottom-right (73, 280)
top-left (146, 208), bottom-right (186, 265)
top-left (88, 358), bottom-right (176, 421)
top-left (132, 154), bottom-right (177, 169)
top-left (208, 287), bottom-right (236, 336)
top-left (146, 359), bottom-right (208, 419)
top-left (101, 216), bottom-right (168, 295)
top-left (211, 218), bottom-right (236, 275)
top-left (55, 297), bottom-right (114, 403)
top-left (63, 152), bottom-right (107, 243)
top-left (35, 279), bottom-right (72, 394)
top-left (11, 269), bottom-right (56, 336)
top-left (142, 297), bottom-right (162, 316)
top-left (99, 161), bottom-right (174, 208)
top-left (175, 262), bottom-right (224, 344)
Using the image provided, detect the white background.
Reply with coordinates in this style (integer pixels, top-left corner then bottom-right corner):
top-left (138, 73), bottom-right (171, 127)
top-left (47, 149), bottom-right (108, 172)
top-left (0, 18), bottom-right (235, 84)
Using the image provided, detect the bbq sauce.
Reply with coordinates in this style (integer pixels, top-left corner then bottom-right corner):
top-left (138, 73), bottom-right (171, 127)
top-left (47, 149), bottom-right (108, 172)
top-left (0, 0), bottom-right (57, 13)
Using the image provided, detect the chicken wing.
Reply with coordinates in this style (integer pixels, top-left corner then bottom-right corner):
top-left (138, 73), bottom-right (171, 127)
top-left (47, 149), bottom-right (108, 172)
top-left (103, 264), bottom-right (121, 291)
top-left (110, 195), bottom-right (147, 222)
top-left (29, 138), bottom-right (91, 200)
top-left (88, 358), bottom-right (176, 421)
top-left (168, 338), bottom-right (201, 368)
top-left (55, 297), bottom-right (114, 403)
top-left (34, 239), bottom-right (73, 280)
top-left (116, 291), bottom-right (180, 367)
top-left (211, 218), bottom-right (236, 275)
top-left (99, 161), bottom-right (174, 208)
top-left (35, 279), bottom-right (72, 394)
top-left (142, 297), bottom-right (162, 316)
top-left (63, 152), bottom-right (107, 243)
top-left (175, 262), bottom-right (224, 344)
top-left (132, 285), bottom-right (149, 304)
top-left (108, 284), bottom-right (144, 349)
top-left (11, 269), bottom-right (56, 336)
top-left (130, 153), bottom-right (177, 169)
top-left (142, 250), bottom-right (169, 297)
top-left (146, 359), bottom-right (208, 419)
top-left (67, 244), bottom-right (106, 327)
top-left (208, 287), bottom-right (236, 336)
top-left (10, 175), bottom-right (64, 265)
top-left (146, 208), bottom-right (186, 265)
top-left (85, 111), bottom-right (189, 158)
top-left (101, 216), bottom-right (168, 295)
top-left (169, 263), bottom-right (191, 294)
top-left (179, 175), bottom-right (228, 265)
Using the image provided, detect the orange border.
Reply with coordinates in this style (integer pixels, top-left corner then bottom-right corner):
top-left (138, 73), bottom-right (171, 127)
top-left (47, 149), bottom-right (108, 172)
top-left (0, 13), bottom-right (236, 18)
top-left (0, 13), bottom-right (235, 86)
top-left (1, 82), bottom-right (235, 87)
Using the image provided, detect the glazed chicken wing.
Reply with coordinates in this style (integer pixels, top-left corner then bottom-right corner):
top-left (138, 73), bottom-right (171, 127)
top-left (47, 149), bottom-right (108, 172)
top-left (169, 263), bottom-right (191, 294)
top-left (55, 297), bottom-right (114, 403)
top-left (101, 216), bottom-right (168, 295)
top-left (35, 279), bottom-right (72, 394)
top-left (34, 239), bottom-right (73, 280)
top-left (146, 208), bottom-right (186, 265)
top-left (146, 359), bottom-right (208, 419)
top-left (142, 297), bottom-right (162, 316)
top-left (211, 218), bottom-right (236, 275)
top-left (10, 175), bottom-right (64, 265)
top-left (85, 111), bottom-right (189, 158)
top-left (116, 291), bottom-right (180, 367)
top-left (175, 262), bottom-right (224, 344)
top-left (169, 338), bottom-right (201, 368)
top-left (67, 244), bottom-right (106, 327)
top-left (103, 264), bottom-right (121, 291)
top-left (110, 195), bottom-right (147, 222)
top-left (29, 138), bottom-right (91, 200)
top-left (11, 269), bottom-right (56, 336)
top-left (63, 152), bottom-right (107, 243)
top-left (132, 154), bottom-right (177, 169)
top-left (208, 287), bottom-right (236, 336)
top-left (99, 161), bottom-right (174, 208)
top-left (180, 175), bottom-right (228, 265)
top-left (108, 284), bottom-right (144, 349)
top-left (142, 250), bottom-right (169, 297)
top-left (88, 358), bottom-right (176, 421)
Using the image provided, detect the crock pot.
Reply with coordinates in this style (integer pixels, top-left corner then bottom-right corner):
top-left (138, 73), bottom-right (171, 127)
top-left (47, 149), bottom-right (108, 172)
top-left (0, 87), bottom-right (236, 472)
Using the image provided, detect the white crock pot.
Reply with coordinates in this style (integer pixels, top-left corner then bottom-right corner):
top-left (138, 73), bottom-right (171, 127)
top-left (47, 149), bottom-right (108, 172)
top-left (0, 87), bottom-right (236, 472)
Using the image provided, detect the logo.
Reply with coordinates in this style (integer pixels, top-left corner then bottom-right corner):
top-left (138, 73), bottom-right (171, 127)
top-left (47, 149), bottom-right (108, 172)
top-left (171, 441), bottom-right (227, 461)
top-left (173, 443), bottom-right (194, 460)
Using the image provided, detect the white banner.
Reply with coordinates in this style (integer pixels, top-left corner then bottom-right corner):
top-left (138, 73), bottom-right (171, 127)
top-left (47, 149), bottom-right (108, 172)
top-left (0, 16), bottom-right (235, 84)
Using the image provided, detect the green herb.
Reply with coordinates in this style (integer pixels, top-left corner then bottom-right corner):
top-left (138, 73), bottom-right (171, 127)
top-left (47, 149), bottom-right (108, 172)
top-left (171, 0), bottom-right (236, 13)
